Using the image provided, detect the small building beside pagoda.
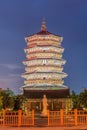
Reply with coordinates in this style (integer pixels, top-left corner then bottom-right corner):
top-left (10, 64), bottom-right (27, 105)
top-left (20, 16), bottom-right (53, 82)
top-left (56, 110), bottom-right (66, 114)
top-left (21, 20), bottom-right (72, 112)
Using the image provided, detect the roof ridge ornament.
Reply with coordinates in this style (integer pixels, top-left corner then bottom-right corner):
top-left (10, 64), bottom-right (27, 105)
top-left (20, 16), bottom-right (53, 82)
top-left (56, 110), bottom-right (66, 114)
top-left (41, 18), bottom-right (47, 31)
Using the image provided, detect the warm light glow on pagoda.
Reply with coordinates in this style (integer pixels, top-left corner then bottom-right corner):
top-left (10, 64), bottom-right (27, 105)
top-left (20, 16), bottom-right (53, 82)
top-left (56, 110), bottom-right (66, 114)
top-left (21, 20), bottom-right (68, 90)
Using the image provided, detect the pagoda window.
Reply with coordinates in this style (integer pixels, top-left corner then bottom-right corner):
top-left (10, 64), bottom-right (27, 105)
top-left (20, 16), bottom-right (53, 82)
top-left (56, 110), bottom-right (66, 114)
top-left (43, 77), bottom-right (46, 80)
top-left (42, 60), bottom-right (46, 65)
top-left (42, 47), bottom-right (46, 51)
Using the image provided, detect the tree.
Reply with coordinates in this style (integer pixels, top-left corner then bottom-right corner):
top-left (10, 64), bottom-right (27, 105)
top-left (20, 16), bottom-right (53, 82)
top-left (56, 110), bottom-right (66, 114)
top-left (0, 95), bottom-right (3, 110)
top-left (0, 91), bottom-right (14, 109)
top-left (79, 90), bottom-right (87, 109)
top-left (70, 91), bottom-right (81, 109)
top-left (13, 95), bottom-right (26, 110)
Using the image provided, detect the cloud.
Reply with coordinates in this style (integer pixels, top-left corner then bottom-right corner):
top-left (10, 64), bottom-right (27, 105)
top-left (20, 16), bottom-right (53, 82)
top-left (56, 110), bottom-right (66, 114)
top-left (0, 74), bottom-right (23, 93)
top-left (0, 74), bottom-right (20, 82)
top-left (0, 63), bottom-right (24, 93)
top-left (0, 63), bottom-right (23, 70)
top-left (8, 73), bottom-right (21, 77)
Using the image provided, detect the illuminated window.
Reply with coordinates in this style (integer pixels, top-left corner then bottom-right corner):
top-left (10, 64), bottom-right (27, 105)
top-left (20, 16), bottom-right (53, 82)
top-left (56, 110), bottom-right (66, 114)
top-left (43, 77), bottom-right (46, 80)
top-left (43, 59), bottom-right (46, 65)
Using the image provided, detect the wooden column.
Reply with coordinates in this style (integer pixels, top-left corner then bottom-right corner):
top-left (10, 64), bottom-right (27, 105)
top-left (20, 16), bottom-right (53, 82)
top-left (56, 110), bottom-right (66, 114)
top-left (48, 110), bottom-right (50, 126)
top-left (52, 100), bottom-right (53, 110)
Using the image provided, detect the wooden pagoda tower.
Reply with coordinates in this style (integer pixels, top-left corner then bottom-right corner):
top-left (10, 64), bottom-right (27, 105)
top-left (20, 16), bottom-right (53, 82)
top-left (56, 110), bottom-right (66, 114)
top-left (21, 20), bottom-right (71, 111)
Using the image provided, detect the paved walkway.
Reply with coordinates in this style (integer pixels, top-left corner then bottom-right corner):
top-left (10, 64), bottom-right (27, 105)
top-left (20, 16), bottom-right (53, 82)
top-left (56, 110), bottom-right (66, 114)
top-left (0, 126), bottom-right (87, 130)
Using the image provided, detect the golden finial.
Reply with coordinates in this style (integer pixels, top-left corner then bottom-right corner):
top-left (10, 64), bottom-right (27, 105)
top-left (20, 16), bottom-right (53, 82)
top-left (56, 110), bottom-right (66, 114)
top-left (41, 18), bottom-right (47, 31)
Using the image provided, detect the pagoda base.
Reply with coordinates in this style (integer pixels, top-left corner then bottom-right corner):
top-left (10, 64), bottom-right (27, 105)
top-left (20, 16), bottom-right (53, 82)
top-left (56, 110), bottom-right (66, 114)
top-left (22, 88), bottom-right (72, 112)
top-left (23, 88), bottom-right (70, 98)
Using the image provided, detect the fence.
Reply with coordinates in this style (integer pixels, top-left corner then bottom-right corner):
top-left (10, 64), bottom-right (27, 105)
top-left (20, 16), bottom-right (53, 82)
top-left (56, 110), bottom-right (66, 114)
top-left (0, 109), bottom-right (34, 127)
top-left (48, 109), bottom-right (87, 126)
top-left (0, 109), bottom-right (87, 127)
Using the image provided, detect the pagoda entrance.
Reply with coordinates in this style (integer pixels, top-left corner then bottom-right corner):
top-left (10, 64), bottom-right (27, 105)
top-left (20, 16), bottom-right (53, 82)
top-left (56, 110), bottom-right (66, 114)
top-left (23, 98), bottom-right (71, 114)
top-left (31, 101), bottom-right (41, 112)
top-left (25, 99), bottom-right (42, 114)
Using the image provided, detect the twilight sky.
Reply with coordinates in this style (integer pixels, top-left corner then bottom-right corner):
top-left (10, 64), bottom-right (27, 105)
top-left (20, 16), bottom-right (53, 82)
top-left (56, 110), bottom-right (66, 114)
top-left (0, 0), bottom-right (87, 94)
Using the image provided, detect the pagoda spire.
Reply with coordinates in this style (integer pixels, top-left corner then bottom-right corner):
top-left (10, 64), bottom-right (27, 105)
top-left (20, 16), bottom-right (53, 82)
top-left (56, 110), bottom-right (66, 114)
top-left (41, 18), bottom-right (47, 31)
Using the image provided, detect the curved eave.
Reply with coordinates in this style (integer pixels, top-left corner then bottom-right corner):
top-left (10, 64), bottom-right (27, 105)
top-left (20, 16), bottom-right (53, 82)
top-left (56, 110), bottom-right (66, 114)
top-left (25, 44), bottom-right (64, 49)
top-left (20, 84), bottom-right (68, 90)
top-left (25, 65), bottom-right (62, 68)
top-left (27, 51), bottom-right (63, 55)
top-left (22, 72), bottom-right (68, 79)
top-left (23, 71), bottom-right (67, 75)
top-left (24, 58), bottom-right (66, 62)
top-left (25, 30), bottom-right (61, 38)
top-left (25, 31), bottom-right (63, 43)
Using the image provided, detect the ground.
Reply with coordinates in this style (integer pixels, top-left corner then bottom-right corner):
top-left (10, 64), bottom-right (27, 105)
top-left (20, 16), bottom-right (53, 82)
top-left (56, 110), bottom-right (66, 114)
top-left (0, 126), bottom-right (87, 130)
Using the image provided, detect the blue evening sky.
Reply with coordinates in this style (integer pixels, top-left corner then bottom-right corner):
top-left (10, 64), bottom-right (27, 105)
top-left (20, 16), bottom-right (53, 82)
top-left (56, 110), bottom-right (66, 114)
top-left (0, 0), bottom-right (87, 94)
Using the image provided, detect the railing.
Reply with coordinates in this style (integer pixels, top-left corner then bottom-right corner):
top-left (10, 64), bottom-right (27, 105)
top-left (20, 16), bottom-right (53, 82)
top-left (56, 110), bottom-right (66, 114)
top-left (0, 109), bottom-right (87, 127)
top-left (48, 109), bottom-right (87, 126)
top-left (21, 110), bottom-right (34, 126)
top-left (0, 110), bottom-right (4, 126)
top-left (0, 109), bottom-right (34, 127)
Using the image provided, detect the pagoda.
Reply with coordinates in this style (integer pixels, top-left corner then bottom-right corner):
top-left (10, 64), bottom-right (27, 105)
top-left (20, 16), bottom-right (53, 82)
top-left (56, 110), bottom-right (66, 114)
top-left (21, 20), bottom-right (70, 111)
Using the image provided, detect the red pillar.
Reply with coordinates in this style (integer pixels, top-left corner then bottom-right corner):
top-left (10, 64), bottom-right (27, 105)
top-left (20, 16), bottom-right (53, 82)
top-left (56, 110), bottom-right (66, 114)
top-left (60, 109), bottom-right (64, 126)
top-left (18, 110), bottom-right (22, 127)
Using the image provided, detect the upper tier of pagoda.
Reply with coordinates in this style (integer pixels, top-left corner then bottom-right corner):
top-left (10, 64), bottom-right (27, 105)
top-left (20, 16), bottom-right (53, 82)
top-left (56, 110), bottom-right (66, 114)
top-left (25, 19), bottom-right (63, 44)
